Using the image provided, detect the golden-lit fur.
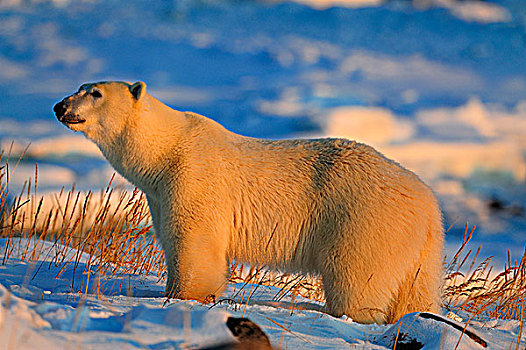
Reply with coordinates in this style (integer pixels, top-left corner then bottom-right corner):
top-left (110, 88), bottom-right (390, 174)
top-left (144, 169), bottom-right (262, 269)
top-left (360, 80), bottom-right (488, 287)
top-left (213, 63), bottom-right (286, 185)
top-left (56, 81), bottom-right (444, 324)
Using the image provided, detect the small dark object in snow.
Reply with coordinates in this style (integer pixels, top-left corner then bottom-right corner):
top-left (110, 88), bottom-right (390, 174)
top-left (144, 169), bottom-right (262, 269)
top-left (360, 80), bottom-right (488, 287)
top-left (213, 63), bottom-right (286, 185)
top-left (200, 317), bottom-right (273, 350)
top-left (374, 312), bottom-right (488, 349)
top-left (419, 312), bottom-right (487, 348)
top-left (226, 317), bottom-right (271, 347)
top-left (391, 333), bottom-right (423, 350)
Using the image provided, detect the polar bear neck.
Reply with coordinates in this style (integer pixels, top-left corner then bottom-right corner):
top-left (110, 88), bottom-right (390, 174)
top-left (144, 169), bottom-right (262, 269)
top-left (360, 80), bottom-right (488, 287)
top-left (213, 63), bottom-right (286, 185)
top-left (98, 94), bottom-right (187, 194)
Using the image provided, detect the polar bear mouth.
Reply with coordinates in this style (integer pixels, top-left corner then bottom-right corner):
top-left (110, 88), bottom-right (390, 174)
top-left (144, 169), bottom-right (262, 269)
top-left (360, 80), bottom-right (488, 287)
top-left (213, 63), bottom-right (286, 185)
top-left (58, 114), bottom-right (86, 125)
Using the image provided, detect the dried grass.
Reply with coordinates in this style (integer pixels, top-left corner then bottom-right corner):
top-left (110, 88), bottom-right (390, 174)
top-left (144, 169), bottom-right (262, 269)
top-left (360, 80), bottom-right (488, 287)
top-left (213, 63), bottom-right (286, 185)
top-left (228, 262), bottom-right (325, 303)
top-left (0, 148), bottom-right (166, 298)
top-left (443, 223), bottom-right (526, 323)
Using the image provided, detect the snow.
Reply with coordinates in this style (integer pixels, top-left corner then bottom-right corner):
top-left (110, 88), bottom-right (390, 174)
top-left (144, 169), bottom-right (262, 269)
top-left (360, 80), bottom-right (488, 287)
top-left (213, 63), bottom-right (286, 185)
top-left (7, 163), bottom-right (76, 188)
top-left (2, 134), bottom-right (102, 160)
top-left (274, 0), bottom-right (512, 24)
top-left (1, 0), bottom-right (526, 347)
top-left (444, 1), bottom-right (511, 24)
top-left (280, 0), bottom-right (383, 10)
top-left (0, 238), bottom-right (524, 349)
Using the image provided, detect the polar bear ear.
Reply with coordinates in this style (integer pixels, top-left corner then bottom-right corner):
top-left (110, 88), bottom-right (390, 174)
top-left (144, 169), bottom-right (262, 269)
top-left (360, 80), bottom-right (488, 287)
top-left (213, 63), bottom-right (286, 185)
top-left (129, 81), bottom-right (147, 100)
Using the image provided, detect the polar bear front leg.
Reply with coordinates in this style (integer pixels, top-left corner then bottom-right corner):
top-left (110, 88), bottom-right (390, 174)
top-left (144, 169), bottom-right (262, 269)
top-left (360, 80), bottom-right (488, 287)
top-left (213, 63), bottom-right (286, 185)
top-left (167, 219), bottom-right (229, 302)
top-left (159, 208), bottom-right (229, 302)
top-left (148, 193), bottom-right (229, 302)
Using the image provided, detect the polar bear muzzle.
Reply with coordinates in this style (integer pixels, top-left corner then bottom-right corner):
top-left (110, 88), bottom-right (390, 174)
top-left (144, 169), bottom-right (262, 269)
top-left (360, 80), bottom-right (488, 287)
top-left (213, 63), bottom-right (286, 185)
top-left (53, 99), bottom-right (86, 125)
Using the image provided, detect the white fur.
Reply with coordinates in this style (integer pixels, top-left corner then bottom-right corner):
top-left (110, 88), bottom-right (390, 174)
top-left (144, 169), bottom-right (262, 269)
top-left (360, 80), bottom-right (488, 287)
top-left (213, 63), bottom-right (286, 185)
top-left (58, 81), bottom-right (444, 324)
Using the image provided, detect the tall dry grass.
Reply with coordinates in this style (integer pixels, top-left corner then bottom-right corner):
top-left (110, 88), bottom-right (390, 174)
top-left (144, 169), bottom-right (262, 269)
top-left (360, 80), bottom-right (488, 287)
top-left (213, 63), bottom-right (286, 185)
top-left (443, 223), bottom-right (526, 322)
top-left (0, 147), bottom-right (166, 297)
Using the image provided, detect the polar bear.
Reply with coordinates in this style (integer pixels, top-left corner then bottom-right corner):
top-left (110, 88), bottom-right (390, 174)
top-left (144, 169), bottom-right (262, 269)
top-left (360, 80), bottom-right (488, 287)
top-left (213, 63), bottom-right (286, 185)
top-left (53, 81), bottom-right (444, 324)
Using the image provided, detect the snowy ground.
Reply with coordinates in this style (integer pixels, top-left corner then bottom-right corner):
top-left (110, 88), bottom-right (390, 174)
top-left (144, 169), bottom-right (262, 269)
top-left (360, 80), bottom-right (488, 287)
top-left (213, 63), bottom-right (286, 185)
top-left (0, 238), bottom-right (524, 349)
top-left (1, 0), bottom-right (526, 348)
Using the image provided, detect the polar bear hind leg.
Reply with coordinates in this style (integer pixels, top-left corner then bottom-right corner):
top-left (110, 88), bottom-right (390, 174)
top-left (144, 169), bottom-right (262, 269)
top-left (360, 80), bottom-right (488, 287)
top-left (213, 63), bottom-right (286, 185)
top-left (386, 221), bottom-right (443, 323)
top-left (319, 217), bottom-right (442, 324)
top-left (319, 240), bottom-right (399, 324)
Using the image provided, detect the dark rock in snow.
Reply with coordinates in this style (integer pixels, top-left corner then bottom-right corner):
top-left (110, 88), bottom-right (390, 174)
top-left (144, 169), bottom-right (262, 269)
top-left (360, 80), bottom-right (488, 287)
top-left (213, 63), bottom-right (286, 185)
top-left (373, 312), bottom-right (487, 349)
top-left (200, 317), bottom-right (273, 350)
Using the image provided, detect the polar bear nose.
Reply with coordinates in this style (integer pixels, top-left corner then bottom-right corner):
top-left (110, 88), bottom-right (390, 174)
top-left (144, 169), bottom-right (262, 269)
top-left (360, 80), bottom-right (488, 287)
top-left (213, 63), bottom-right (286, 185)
top-left (53, 100), bottom-right (67, 117)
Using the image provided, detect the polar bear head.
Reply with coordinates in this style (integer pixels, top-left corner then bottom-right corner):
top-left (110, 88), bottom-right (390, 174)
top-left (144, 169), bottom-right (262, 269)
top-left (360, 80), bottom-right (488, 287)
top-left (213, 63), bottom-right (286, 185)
top-left (53, 81), bottom-right (147, 143)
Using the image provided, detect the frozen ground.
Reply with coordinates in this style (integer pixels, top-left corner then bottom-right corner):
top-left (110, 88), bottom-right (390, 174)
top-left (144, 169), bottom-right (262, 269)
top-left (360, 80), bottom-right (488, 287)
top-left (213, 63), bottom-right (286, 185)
top-left (0, 238), bottom-right (524, 349)
top-left (0, 0), bottom-right (526, 347)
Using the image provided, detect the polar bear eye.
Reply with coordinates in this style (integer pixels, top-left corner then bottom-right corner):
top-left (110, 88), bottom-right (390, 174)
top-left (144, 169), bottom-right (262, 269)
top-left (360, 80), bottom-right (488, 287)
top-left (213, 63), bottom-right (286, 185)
top-left (90, 90), bottom-right (102, 98)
